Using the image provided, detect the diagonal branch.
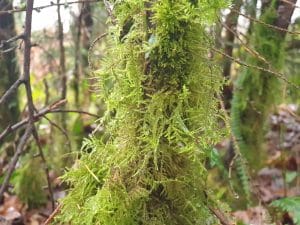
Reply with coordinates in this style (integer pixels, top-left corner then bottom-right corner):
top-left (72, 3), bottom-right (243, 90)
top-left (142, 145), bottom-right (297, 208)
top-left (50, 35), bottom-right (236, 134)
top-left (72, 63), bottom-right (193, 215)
top-left (0, 0), bottom-right (101, 15)
top-left (0, 100), bottom-right (67, 142)
top-left (0, 78), bottom-right (24, 105)
top-left (0, 33), bottom-right (24, 49)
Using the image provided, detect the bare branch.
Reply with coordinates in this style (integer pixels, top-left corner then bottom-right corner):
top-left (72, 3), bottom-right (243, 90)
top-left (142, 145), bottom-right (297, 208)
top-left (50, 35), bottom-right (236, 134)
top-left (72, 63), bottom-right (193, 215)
top-left (0, 79), bottom-right (24, 105)
top-left (31, 127), bottom-right (55, 210)
top-left (0, 33), bottom-right (24, 49)
top-left (208, 46), bottom-right (300, 89)
top-left (0, 0), bottom-right (100, 15)
top-left (88, 33), bottom-right (108, 70)
top-left (43, 204), bottom-right (62, 225)
top-left (232, 7), bottom-right (300, 35)
top-left (49, 109), bottom-right (99, 118)
top-left (0, 45), bottom-right (18, 53)
top-left (42, 115), bottom-right (72, 152)
top-left (103, 0), bottom-right (116, 24)
top-left (0, 100), bottom-right (67, 142)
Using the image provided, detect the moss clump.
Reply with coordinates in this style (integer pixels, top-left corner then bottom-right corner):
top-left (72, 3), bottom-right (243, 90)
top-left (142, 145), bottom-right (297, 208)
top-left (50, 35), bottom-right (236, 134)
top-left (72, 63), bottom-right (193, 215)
top-left (58, 1), bottom-right (228, 224)
top-left (13, 157), bottom-right (47, 208)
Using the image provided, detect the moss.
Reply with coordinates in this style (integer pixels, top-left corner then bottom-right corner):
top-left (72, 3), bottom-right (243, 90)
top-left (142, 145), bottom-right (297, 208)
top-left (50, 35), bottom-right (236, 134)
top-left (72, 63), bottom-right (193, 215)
top-left (13, 156), bottom-right (47, 208)
top-left (58, 1), bottom-right (229, 224)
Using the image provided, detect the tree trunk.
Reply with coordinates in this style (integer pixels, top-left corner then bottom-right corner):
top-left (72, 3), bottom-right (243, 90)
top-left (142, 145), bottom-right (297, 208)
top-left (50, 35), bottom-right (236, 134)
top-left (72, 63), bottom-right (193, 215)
top-left (0, 0), bottom-right (20, 145)
top-left (231, 0), bottom-right (297, 169)
top-left (57, 0), bottom-right (67, 130)
top-left (222, 0), bottom-right (243, 109)
top-left (58, 1), bottom-right (229, 224)
top-left (73, 2), bottom-right (93, 107)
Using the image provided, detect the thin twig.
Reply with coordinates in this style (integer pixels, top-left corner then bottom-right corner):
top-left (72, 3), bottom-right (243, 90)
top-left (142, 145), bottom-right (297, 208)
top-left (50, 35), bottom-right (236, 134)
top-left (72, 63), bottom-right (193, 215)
top-left (0, 103), bottom-right (97, 143)
top-left (232, 8), bottom-right (300, 35)
top-left (209, 46), bottom-right (300, 89)
top-left (204, 191), bottom-right (234, 225)
top-left (208, 205), bottom-right (234, 225)
top-left (42, 115), bottom-right (72, 152)
top-left (0, 0), bottom-right (100, 15)
top-left (280, 0), bottom-right (300, 9)
top-left (43, 204), bottom-right (62, 225)
top-left (103, 0), bottom-right (116, 24)
top-left (88, 32), bottom-right (108, 70)
top-left (0, 79), bottom-right (24, 105)
top-left (0, 45), bottom-right (18, 53)
top-left (0, 33), bottom-right (24, 49)
top-left (219, 18), bottom-right (270, 66)
top-left (0, 100), bottom-right (66, 142)
top-left (49, 109), bottom-right (99, 118)
top-left (217, 93), bottom-right (246, 198)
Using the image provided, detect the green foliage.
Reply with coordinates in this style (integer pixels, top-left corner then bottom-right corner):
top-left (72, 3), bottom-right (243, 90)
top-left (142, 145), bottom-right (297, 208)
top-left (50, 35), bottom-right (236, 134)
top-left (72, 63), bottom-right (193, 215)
top-left (271, 197), bottom-right (300, 225)
top-left (235, 156), bottom-right (251, 203)
top-left (231, 1), bottom-right (285, 169)
top-left (58, 0), bottom-right (229, 224)
top-left (13, 156), bottom-right (47, 208)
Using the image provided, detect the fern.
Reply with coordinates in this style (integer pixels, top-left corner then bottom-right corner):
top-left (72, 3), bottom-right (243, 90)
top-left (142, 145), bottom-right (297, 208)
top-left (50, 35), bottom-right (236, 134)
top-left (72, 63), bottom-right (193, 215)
top-left (271, 197), bottom-right (300, 225)
top-left (235, 156), bottom-right (251, 203)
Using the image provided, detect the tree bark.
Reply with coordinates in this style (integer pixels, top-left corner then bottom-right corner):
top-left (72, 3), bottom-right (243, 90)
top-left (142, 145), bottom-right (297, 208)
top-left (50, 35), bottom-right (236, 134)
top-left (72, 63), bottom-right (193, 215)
top-left (57, 0), bottom-right (67, 129)
top-left (222, 0), bottom-right (243, 109)
top-left (73, 2), bottom-right (93, 107)
top-left (0, 0), bottom-right (20, 145)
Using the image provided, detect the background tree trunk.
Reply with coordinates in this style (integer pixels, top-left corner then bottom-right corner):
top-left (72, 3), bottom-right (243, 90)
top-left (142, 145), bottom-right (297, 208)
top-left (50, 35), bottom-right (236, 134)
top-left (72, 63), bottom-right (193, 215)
top-left (222, 0), bottom-right (243, 109)
top-left (73, 2), bottom-right (93, 107)
top-left (231, 0), bottom-right (297, 170)
top-left (0, 0), bottom-right (20, 146)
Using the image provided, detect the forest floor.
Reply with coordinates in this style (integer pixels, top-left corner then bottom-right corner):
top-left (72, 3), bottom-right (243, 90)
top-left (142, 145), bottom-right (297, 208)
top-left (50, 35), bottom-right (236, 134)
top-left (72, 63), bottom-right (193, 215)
top-left (234, 104), bottom-right (300, 225)
top-left (0, 104), bottom-right (300, 225)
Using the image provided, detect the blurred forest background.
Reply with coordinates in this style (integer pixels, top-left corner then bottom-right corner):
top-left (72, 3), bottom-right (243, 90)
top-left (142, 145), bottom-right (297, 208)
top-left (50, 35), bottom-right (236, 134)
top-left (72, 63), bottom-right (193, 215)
top-left (0, 0), bottom-right (300, 224)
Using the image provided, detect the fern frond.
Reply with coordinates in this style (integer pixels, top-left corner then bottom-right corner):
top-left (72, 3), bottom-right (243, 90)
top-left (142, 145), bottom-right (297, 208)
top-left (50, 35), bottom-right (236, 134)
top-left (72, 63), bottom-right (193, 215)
top-left (271, 197), bottom-right (300, 225)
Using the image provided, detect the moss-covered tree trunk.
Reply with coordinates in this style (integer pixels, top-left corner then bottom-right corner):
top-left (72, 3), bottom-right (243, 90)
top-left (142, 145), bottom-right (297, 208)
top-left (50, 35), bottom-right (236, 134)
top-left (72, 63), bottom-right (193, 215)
top-left (0, 0), bottom-right (20, 146)
top-left (231, 0), bottom-right (296, 168)
top-left (59, 1), bottom-right (228, 224)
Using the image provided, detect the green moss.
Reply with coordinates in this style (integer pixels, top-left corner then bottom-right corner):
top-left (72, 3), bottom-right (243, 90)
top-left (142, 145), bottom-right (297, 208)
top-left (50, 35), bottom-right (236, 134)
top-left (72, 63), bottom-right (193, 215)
top-left (58, 1), bottom-right (229, 224)
top-left (13, 157), bottom-right (47, 208)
